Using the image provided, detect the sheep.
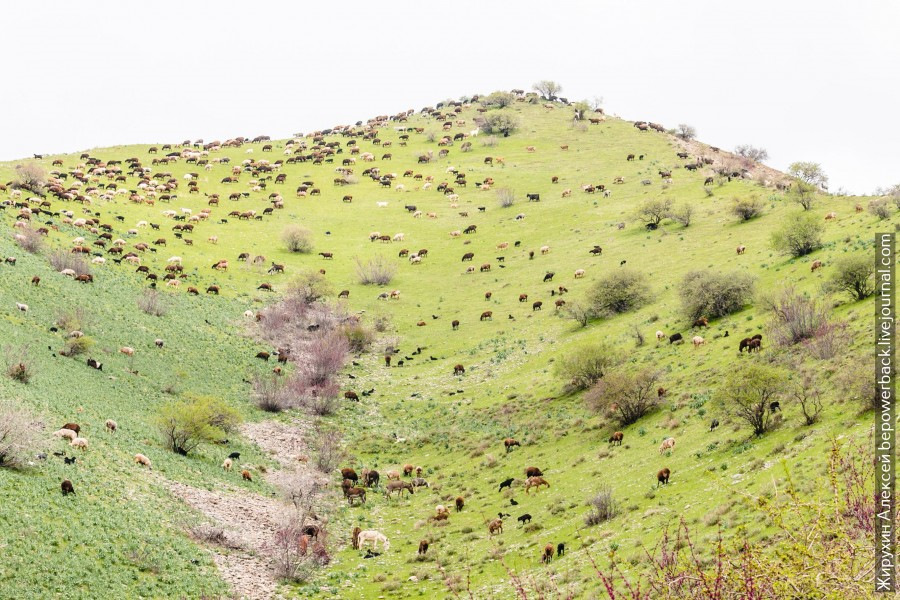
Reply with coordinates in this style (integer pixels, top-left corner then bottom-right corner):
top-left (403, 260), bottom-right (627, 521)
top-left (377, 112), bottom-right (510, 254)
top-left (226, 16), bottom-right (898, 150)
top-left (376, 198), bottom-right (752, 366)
top-left (134, 453), bottom-right (152, 469)
top-left (105, 419), bottom-right (117, 433)
top-left (656, 330), bottom-right (665, 343)
top-left (692, 335), bottom-right (706, 347)
top-left (222, 458), bottom-right (233, 471)
top-left (119, 346), bottom-right (135, 357)
top-left (91, 257), bottom-right (106, 265)
top-left (542, 543), bottom-right (554, 564)
top-left (154, 339), bottom-right (164, 348)
top-left (488, 518), bottom-right (503, 535)
top-left (659, 437), bottom-right (676, 453)
top-left (54, 428), bottom-right (77, 441)
top-left (657, 467), bottom-right (671, 487)
top-left (61, 479), bottom-right (76, 496)
top-left (455, 496), bottom-right (465, 512)
top-left (574, 269), bottom-right (585, 278)
top-left (435, 504), bottom-right (450, 517)
top-left (70, 437), bottom-right (89, 451)
top-left (15, 302), bottom-right (28, 312)
top-left (242, 470), bottom-right (252, 481)
top-left (540, 245), bottom-right (551, 254)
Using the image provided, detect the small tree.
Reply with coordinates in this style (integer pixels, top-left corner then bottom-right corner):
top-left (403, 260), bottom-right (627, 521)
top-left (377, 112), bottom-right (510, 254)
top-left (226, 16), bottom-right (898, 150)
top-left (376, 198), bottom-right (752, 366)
top-left (282, 225), bottom-right (314, 253)
top-left (554, 342), bottom-right (618, 391)
top-left (765, 287), bottom-right (831, 347)
top-left (791, 181), bottom-right (817, 210)
top-left (587, 269), bottom-right (652, 316)
top-left (479, 113), bottom-right (519, 137)
top-left (156, 396), bottom-right (240, 455)
top-left (790, 374), bottom-right (824, 425)
top-left (788, 161), bottom-right (828, 190)
top-left (0, 400), bottom-right (43, 470)
top-left (311, 425), bottom-right (346, 474)
top-left (354, 256), bottom-right (396, 286)
top-left (12, 163), bottom-right (46, 195)
top-left (4, 344), bottom-right (35, 384)
top-left (730, 196), bottom-right (765, 221)
top-left (734, 145), bottom-right (769, 162)
top-left (288, 270), bottom-right (332, 303)
top-left (481, 91), bottom-right (516, 109)
top-left (637, 198), bottom-right (672, 228)
top-left (771, 211), bottom-right (824, 257)
top-left (565, 301), bottom-right (593, 327)
top-left (679, 270), bottom-right (755, 322)
top-left (719, 363), bottom-right (786, 436)
top-left (137, 290), bottom-right (167, 317)
top-left (572, 101), bottom-right (590, 121)
top-left (827, 254), bottom-right (875, 301)
top-left (585, 368), bottom-right (662, 425)
top-left (668, 203), bottom-right (694, 227)
top-left (532, 80), bottom-right (562, 100)
top-left (676, 124), bottom-right (697, 141)
top-left (868, 199), bottom-right (892, 220)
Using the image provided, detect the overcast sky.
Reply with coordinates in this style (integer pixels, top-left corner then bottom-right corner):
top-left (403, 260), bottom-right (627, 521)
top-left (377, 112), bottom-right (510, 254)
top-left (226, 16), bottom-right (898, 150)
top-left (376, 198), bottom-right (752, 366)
top-left (2, 1), bottom-right (897, 194)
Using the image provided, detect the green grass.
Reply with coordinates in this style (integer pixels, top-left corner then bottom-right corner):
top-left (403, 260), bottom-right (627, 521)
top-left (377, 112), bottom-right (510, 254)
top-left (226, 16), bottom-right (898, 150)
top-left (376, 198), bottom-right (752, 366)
top-left (0, 98), bottom-right (886, 599)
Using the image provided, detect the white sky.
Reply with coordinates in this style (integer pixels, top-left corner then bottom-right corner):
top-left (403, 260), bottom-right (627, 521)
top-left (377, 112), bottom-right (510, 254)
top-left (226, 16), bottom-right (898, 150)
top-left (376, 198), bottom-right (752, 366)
top-left (2, 0), bottom-right (897, 195)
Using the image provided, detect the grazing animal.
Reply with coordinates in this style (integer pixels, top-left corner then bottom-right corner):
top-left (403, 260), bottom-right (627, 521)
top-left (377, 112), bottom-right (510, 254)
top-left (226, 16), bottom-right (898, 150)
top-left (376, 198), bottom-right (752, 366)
top-left (525, 466), bottom-right (543, 478)
top-left (345, 487), bottom-right (367, 505)
top-left (455, 496), bottom-right (464, 512)
top-left (692, 317), bottom-right (709, 328)
top-left (54, 428), bottom-right (77, 441)
top-left (480, 311), bottom-right (493, 321)
top-left (609, 431), bottom-right (624, 445)
top-left (659, 437), bottom-right (676, 453)
top-left (543, 272), bottom-right (554, 282)
top-left (403, 464), bottom-right (414, 477)
top-left (811, 260), bottom-right (823, 272)
top-left (61, 479), bottom-right (75, 496)
top-left (351, 527), bottom-right (362, 549)
top-left (748, 338), bottom-right (762, 352)
top-left (105, 419), bottom-right (117, 433)
top-left (385, 480), bottom-right (414, 497)
top-left (70, 437), bottom-right (89, 451)
top-left (692, 335), bottom-right (706, 347)
top-left (134, 454), bottom-right (152, 469)
top-left (657, 468), bottom-right (671, 487)
top-left (418, 539), bottom-right (429, 555)
top-left (669, 333), bottom-right (683, 345)
top-left (364, 469), bottom-right (380, 487)
top-left (452, 319), bottom-right (460, 330)
top-left (736, 245), bottom-right (746, 255)
top-left (454, 364), bottom-right (465, 375)
top-left (412, 477), bottom-right (429, 488)
top-left (62, 423), bottom-right (81, 434)
top-left (710, 419), bottom-right (720, 431)
top-left (31, 276), bottom-right (40, 286)
top-left (341, 468), bottom-right (359, 483)
top-left (499, 477), bottom-right (515, 491)
top-left (504, 438), bottom-right (520, 452)
top-left (518, 513), bottom-right (533, 526)
top-left (525, 476), bottom-right (550, 493)
top-left (488, 518), bottom-right (503, 535)
top-left (825, 212), bottom-right (837, 220)
top-left (357, 530), bottom-right (390, 552)
top-left (15, 302), bottom-right (28, 312)
top-left (574, 269), bottom-right (585, 278)
top-left (542, 543), bottom-right (554, 563)
top-left (228, 452), bottom-right (241, 460)
top-left (242, 470), bottom-right (252, 481)
top-left (656, 330), bottom-right (666, 343)
top-left (222, 458), bottom-right (233, 471)
top-left (769, 401), bottom-right (781, 413)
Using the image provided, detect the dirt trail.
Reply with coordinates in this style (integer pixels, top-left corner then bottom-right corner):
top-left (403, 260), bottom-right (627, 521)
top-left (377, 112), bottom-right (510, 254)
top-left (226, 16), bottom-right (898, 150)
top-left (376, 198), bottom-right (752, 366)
top-left (165, 417), bottom-right (325, 600)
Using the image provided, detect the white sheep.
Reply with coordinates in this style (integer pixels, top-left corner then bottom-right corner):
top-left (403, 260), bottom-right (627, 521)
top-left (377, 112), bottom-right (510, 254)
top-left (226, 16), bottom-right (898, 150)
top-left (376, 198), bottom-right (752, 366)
top-left (70, 437), bottom-right (89, 451)
top-left (15, 302), bottom-right (28, 312)
top-left (54, 428), bottom-right (77, 441)
top-left (134, 453), bottom-right (152, 469)
top-left (91, 257), bottom-right (106, 265)
top-left (222, 458), bottom-right (233, 471)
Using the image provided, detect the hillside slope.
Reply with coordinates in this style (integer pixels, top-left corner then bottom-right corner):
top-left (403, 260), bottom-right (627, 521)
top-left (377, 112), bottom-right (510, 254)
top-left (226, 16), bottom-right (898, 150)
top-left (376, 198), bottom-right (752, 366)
top-left (0, 96), bottom-right (884, 599)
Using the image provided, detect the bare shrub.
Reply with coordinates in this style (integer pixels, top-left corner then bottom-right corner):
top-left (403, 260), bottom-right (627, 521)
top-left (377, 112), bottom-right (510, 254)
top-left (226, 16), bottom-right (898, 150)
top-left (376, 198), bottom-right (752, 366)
top-left (837, 358), bottom-right (878, 411)
top-left (62, 335), bottom-right (95, 358)
top-left (734, 144), bottom-right (769, 162)
top-left (668, 203), bottom-right (694, 227)
top-left (790, 375), bottom-right (824, 425)
top-left (282, 225), bottom-right (314, 253)
top-left (868, 199), bottom-right (892, 219)
top-left (252, 374), bottom-right (290, 413)
top-left (564, 300), bottom-right (593, 327)
top-left (585, 486), bottom-right (619, 526)
top-left (12, 163), bottom-right (46, 195)
top-left (585, 368), bottom-right (662, 425)
top-left (288, 271), bottom-right (332, 304)
top-left (496, 188), bottom-right (515, 208)
top-left (0, 400), bottom-right (44, 469)
top-left (137, 290), bottom-right (167, 317)
top-left (680, 270), bottom-right (755, 322)
top-left (311, 426), bottom-right (346, 474)
top-left (342, 322), bottom-right (374, 353)
top-left (354, 255), bottom-right (396, 286)
top-left (675, 123), bottom-right (697, 140)
top-left (269, 473), bottom-right (329, 581)
top-left (481, 136), bottom-right (499, 148)
top-left (804, 320), bottom-right (848, 360)
top-left (48, 250), bottom-right (91, 276)
top-left (765, 287), bottom-right (831, 347)
top-left (4, 345), bottom-right (35, 384)
top-left (730, 196), bottom-right (765, 221)
top-left (14, 227), bottom-right (44, 253)
top-left (55, 306), bottom-right (90, 332)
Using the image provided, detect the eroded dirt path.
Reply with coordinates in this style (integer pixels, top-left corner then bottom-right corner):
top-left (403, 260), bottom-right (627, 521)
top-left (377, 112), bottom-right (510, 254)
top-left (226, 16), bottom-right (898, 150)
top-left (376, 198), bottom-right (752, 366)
top-left (165, 417), bottom-right (326, 600)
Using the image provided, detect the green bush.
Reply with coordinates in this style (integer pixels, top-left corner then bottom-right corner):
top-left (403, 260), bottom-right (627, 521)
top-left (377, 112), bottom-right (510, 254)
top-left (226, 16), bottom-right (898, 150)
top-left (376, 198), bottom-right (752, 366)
top-left (156, 395), bottom-right (241, 455)
top-left (771, 211), bottom-right (824, 257)
top-left (731, 196), bottom-right (765, 221)
top-left (680, 270), bottom-right (755, 321)
top-left (827, 254), bottom-right (875, 300)
top-left (554, 342), bottom-right (619, 391)
top-left (282, 224), bottom-right (314, 253)
top-left (587, 269), bottom-right (652, 316)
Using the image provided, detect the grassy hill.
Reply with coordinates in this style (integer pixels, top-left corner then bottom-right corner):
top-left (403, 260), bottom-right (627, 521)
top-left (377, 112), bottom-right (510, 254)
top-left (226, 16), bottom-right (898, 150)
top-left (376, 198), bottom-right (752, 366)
top-left (0, 96), bottom-right (886, 599)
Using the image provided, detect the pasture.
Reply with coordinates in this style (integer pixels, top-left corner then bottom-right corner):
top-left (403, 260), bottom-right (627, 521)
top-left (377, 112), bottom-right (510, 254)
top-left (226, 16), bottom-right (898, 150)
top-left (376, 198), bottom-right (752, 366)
top-left (0, 96), bottom-right (886, 598)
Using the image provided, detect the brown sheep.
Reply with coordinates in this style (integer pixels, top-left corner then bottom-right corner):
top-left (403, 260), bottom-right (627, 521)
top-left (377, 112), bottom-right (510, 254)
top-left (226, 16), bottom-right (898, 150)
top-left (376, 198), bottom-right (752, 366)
top-left (105, 419), bottom-right (117, 433)
top-left (811, 260), bottom-right (823, 272)
top-left (657, 467), bottom-right (671, 487)
top-left (659, 437), bottom-right (676, 453)
top-left (692, 317), bottom-right (709, 328)
top-left (454, 364), bottom-right (465, 375)
top-left (525, 466), bottom-right (543, 478)
top-left (532, 301), bottom-right (543, 311)
top-left (736, 245), bottom-right (746, 255)
top-left (524, 476), bottom-right (550, 494)
top-left (351, 526), bottom-right (361, 549)
top-left (242, 470), bottom-right (252, 481)
top-left (418, 539), bottom-right (429, 555)
top-left (61, 479), bottom-right (75, 496)
top-left (609, 431), bottom-right (623, 445)
top-left (134, 454), bottom-right (152, 469)
top-left (403, 464), bottom-right (414, 477)
top-left (480, 311), bottom-right (493, 321)
top-left (455, 496), bottom-right (465, 512)
top-left (452, 320), bottom-right (460, 330)
top-left (542, 543), bottom-right (554, 564)
top-left (504, 438), bottom-right (520, 453)
top-left (488, 518), bottom-right (503, 535)
top-left (62, 423), bottom-right (81, 435)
